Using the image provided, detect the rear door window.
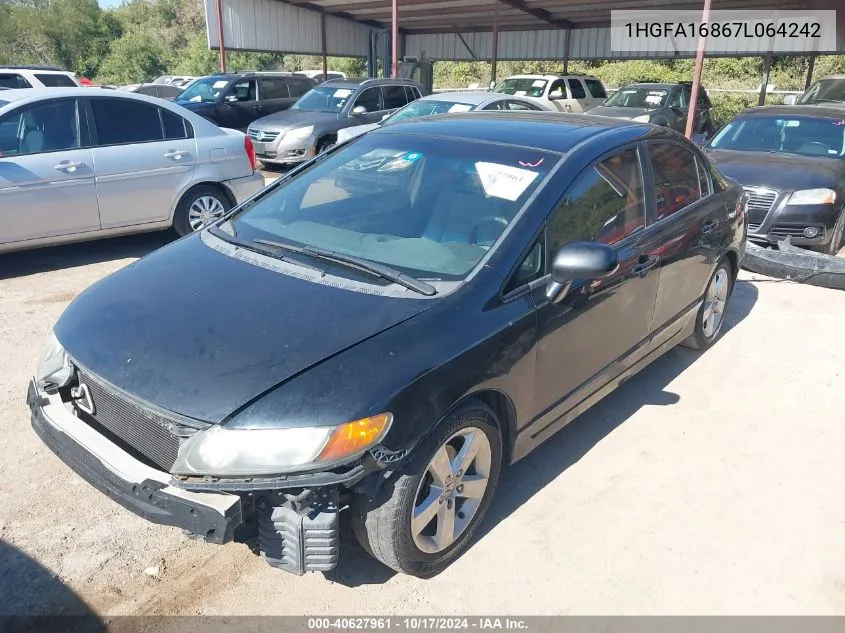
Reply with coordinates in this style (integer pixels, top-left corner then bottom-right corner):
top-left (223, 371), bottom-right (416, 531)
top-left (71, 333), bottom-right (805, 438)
top-left (289, 78), bottom-right (313, 98)
top-left (567, 79), bottom-right (587, 100)
top-left (34, 73), bottom-right (77, 87)
top-left (383, 85), bottom-right (409, 110)
top-left (584, 79), bottom-right (607, 99)
top-left (91, 98), bottom-right (164, 145)
top-left (262, 77), bottom-right (290, 100)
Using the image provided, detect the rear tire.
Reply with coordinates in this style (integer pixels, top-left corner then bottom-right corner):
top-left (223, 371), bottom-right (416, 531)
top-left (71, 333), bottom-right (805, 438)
top-left (173, 185), bottom-right (231, 236)
top-left (351, 402), bottom-right (503, 578)
top-left (681, 257), bottom-right (734, 350)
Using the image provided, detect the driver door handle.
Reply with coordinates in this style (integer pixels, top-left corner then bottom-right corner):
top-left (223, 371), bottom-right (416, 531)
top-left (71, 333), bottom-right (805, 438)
top-left (254, 104), bottom-right (264, 111)
top-left (164, 150), bottom-right (188, 160)
top-left (54, 161), bottom-right (85, 172)
top-left (702, 218), bottom-right (719, 234)
top-left (632, 253), bottom-right (659, 277)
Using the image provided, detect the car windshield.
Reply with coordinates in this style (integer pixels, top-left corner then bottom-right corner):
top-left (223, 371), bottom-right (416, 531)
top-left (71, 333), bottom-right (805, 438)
top-left (225, 133), bottom-right (556, 282)
top-left (176, 77), bottom-right (229, 103)
top-left (384, 99), bottom-right (477, 125)
top-left (0, 99), bottom-right (8, 106)
top-left (292, 85), bottom-right (356, 113)
top-left (799, 77), bottom-right (845, 104)
top-left (494, 78), bottom-right (546, 98)
top-left (604, 87), bottom-right (670, 109)
top-left (708, 114), bottom-right (845, 158)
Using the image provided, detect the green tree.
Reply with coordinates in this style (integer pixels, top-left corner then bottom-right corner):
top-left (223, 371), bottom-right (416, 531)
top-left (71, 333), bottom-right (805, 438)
top-left (98, 31), bottom-right (170, 84)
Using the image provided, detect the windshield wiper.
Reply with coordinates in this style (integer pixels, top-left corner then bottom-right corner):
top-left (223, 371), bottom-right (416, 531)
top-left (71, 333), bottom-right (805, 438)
top-left (254, 239), bottom-right (437, 296)
top-left (212, 229), bottom-right (325, 274)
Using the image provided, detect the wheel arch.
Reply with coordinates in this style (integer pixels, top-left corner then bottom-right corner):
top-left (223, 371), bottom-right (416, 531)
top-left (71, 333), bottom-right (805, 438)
top-left (169, 181), bottom-right (236, 225)
top-left (434, 389), bottom-right (518, 464)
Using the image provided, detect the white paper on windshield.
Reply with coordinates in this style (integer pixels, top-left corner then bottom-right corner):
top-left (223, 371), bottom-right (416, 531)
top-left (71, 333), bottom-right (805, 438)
top-left (475, 162), bottom-right (540, 201)
top-left (783, 120), bottom-right (801, 127)
top-left (514, 90), bottom-right (527, 96)
top-left (644, 95), bottom-right (663, 105)
top-left (213, 80), bottom-right (228, 89)
top-left (189, 95), bottom-right (202, 102)
top-left (333, 88), bottom-right (353, 98)
top-left (448, 103), bottom-right (472, 112)
top-left (531, 79), bottom-right (546, 88)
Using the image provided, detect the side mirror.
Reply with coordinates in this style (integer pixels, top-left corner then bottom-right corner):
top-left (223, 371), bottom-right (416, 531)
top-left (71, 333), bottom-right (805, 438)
top-left (548, 90), bottom-right (564, 101)
top-left (670, 106), bottom-right (683, 115)
top-left (224, 94), bottom-right (238, 104)
top-left (546, 241), bottom-right (618, 302)
top-left (691, 133), bottom-right (708, 146)
top-left (352, 105), bottom-right (368, 115)
top-left (783, 94), bottom-right (797, 106)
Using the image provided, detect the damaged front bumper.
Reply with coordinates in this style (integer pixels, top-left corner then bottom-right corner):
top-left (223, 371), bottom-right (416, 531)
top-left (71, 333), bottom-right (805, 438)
top-left (26, 380), bottom-right (392, 575)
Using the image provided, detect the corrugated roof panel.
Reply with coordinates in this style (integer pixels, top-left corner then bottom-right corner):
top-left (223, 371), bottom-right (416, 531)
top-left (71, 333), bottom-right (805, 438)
top-left (204, 0), bottom-right (368, 56)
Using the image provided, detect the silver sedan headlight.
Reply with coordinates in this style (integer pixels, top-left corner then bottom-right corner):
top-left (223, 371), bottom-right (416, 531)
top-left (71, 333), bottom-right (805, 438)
top-left (171, 413), bottom-right (393, 476)
top-left (35, 331), bottom-right (75, 393)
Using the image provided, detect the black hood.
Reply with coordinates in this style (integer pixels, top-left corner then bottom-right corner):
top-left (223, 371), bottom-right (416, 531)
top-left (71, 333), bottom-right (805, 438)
top-left (705, 148), bottom-right (845, 192)
top-left (589, 105), bottom-right (655, 120)
top-left (54, 234), bottom-right (431, 423)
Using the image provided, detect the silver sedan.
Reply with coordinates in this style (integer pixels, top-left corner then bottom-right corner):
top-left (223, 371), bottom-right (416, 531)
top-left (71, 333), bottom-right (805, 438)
top-left (0, 88), bottom-right (264, 254)
top-left (336, 91), bottom-right (549, 144)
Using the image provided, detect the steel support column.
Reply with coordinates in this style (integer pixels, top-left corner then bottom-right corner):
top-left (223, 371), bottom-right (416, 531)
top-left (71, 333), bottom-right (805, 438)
top-left (491, 0), bottom-right (500, 86)
top-left (321, 12), bottom-right (328, 80)
top-left (215, 0), bottom-right (226, 73)
top-left (805, 54), bottom-right (816, 91)
top-left (759, 50), bottom-right (773, 106)
top-left (391, 0), bottom-right (399, 78)
top-left (684, 0), bottom-right (711, 139)
top-left (562, 29), bottom-right (571, 75)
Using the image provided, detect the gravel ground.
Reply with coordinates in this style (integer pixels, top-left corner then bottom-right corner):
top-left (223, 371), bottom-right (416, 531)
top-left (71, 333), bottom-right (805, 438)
top-left (2, 233), bottom-right (845, 618)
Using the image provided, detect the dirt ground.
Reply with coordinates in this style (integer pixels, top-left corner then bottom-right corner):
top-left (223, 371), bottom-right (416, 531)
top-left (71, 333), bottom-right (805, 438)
top-left (2, 232), bottom-right (845, 618)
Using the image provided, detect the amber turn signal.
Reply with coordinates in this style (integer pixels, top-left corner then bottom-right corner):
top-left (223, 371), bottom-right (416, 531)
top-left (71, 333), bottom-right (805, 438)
top-left (318, 413), bottom-right (393, 462)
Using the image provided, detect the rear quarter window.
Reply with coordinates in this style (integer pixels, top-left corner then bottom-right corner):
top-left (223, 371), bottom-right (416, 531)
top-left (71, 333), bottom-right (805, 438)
top-left (0, 73), bottom-right (31, 89)
top-left (34, 73), bottom-right (77, 87)
top-left (585, 79), bottom-right (607, 99)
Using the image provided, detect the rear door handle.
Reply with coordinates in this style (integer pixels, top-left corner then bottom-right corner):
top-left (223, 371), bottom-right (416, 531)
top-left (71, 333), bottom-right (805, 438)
top-left (164, 150), bottom-right (188, 160)
top-left (254, 105), bottom-right (264, 111)
top-left (54, 161), bottom-right (85, 172)
top-left (632, 253), bottom-right (659, 277)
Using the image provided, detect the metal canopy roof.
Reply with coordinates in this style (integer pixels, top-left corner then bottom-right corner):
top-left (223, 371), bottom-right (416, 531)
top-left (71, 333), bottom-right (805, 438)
top-left (279, 0), bottom-right (837, 33)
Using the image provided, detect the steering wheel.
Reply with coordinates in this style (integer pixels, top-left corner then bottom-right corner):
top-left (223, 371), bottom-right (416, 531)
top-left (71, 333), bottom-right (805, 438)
top-left (468, 216), bottom-right (509, 246)
top-left (796, 141), bottom-right (830, 155)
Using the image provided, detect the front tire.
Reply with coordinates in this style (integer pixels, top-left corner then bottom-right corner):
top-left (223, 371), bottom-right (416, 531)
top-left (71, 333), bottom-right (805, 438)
top-left (173, 185), bottom-right (231, 236)
top-left (352, 402), bottom-right (503, 577)
top-left (825, 210), bottom-right (845, 256)
top-left (681, 258), bottom-right (734, 350)
top-left (317, 138), bottom-right (336, 154)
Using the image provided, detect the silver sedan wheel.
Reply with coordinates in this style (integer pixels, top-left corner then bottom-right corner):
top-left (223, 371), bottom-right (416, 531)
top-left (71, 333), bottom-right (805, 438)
top-left (188, 196), bottom-right (226, 231)
top-left (702, 267), bottom-right (729, 337)
top-left (411, 426), bottom-right (492, 555)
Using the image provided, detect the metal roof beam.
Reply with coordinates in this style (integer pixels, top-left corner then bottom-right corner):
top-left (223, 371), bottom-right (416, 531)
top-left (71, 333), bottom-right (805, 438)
top-left (276, 0), bottom-right (395, 31)
top-left (497, 0), bottom-right (575, 29)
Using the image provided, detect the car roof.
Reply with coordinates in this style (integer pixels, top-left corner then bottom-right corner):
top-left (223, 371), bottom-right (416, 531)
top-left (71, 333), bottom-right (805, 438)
top-left (503, 74), bottom-right (599, 81)
top-left (373, 111), bottom-right (649, 154)
top-left (623, 83), bottom-right (681, 90)
top-left (738, 104), bottom-right (845, 118)
top-left (0, 87), bottom-right (187, 108)
top-left (421, 91), bottom-right (499, 105)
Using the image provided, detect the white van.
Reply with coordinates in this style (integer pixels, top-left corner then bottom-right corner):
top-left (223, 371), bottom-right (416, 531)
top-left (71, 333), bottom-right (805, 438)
top-left (493, 74), bottom-right (607, 113)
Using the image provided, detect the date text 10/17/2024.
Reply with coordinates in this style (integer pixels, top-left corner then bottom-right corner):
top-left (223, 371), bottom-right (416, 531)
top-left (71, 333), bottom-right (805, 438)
top-left (308, 618), bottom-right (529, 630)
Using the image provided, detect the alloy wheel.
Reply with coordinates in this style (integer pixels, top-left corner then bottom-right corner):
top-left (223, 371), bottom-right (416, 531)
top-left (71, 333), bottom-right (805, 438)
top-left (702, 267), bottom-right (729, 337)
top-left (188, 196), bottom-right (226, 231)
top-left (411, 426), bottom-right (492, 554)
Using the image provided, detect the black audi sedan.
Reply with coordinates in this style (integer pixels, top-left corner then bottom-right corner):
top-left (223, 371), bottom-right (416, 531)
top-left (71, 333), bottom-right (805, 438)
top-left (701, 105), bottom-right (845, 255)
top-left (28, 113), bottom-right (745, 577)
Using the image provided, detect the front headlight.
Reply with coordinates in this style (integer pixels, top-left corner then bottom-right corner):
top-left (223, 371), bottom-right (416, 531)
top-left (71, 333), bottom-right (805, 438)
top-left (632, 115), bottom-right (651, 122)
top-left (284, 126), bottom-right (314, 141)
top-left (35, 331), bottom-right (74, 393)
top-left (171, 413), bottom-right (393, 476)
top-left (786, 188), bottom-right (836, 205)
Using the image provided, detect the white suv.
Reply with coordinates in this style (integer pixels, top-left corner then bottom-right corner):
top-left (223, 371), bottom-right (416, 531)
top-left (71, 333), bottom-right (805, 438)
top-left (0, 66), bottom-right (80, 89)
top-left (494, 74), bottom-right (607, 113)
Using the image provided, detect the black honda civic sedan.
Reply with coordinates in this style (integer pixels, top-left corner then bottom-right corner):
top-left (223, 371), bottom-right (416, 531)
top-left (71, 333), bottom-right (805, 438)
top-left (701, 105), bottom-right (845, 255)
top-left (28, 112), bottom-right (745, 577)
